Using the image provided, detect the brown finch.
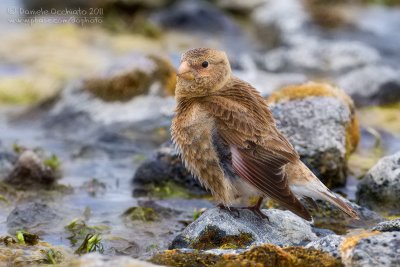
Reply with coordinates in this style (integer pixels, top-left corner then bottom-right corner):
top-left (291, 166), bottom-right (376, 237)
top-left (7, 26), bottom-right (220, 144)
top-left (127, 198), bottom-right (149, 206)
top-left (171, 48), bottom-right (359, 221)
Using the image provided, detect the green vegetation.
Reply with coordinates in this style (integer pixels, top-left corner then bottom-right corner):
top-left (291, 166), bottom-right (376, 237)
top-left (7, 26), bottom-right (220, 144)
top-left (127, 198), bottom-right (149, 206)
top-left (43, 248), bottom-right (63, 264)
top-left (44, 154), bottom-right (61, 172)
top-left (15, 230), bottom-right (39, 246)
top-left (122, 206), bottom-right (159, 222)
top-left (75, 233), bottom-right (104, 255)
top-left (65, 218), bottom-right (108, 249)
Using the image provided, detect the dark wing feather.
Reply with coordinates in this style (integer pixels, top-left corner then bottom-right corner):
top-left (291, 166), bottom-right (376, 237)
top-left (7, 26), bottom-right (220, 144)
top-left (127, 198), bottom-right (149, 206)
top-left (203, 78), bottom-right (311, 221)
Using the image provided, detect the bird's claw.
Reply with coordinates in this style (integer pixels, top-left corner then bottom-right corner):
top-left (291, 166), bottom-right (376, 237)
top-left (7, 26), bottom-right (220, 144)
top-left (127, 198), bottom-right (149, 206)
top-left (241, 206), bottom-right (269, 221)
top-left (217, 204), bottom-right (240, 218)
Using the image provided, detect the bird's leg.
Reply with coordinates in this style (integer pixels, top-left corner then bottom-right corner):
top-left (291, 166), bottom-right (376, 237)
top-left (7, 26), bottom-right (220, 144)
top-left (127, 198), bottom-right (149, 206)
top-left (241, 197), bottom-right (269, 221)
top-left (217, 203), bottom-right (240, 218)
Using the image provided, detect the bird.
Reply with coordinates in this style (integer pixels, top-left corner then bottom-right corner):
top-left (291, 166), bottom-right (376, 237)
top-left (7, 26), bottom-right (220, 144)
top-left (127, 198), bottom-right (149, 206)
top-left (171, 48), bottom-right (359, 221)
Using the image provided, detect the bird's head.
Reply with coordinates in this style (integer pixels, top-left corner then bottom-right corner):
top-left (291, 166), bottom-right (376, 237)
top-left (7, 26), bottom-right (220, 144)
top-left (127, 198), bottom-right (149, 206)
top-left (176, 48), bottom-right (231, 97)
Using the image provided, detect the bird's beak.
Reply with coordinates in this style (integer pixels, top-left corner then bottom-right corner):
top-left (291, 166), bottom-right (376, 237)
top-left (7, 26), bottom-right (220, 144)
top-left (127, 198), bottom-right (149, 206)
top-left (177, 61), bottom-right (194, 81)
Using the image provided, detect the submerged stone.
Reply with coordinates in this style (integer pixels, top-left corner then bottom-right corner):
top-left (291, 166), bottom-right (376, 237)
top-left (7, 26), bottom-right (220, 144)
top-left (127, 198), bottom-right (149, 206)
top-left (6, 202), bottom-right (61, 234)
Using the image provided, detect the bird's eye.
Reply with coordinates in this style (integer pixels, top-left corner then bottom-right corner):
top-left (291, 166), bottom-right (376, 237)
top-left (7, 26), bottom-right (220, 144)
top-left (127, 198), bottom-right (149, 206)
top-left (201, 61), bottom-right (209, 68)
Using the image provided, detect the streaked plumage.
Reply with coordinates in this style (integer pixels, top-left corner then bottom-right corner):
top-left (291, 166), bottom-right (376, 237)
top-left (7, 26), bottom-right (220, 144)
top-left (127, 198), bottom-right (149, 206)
top-left (171, 48), bottom-right (359, 221)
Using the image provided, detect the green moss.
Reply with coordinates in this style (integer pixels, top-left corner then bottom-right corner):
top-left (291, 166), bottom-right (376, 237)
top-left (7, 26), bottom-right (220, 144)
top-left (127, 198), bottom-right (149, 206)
top-left (190, 226), bottom-right (254, 250)
top-left (150, 244), bottom-right (342, 267)
top-left (122, 206), bottom-right (159, 222)
top-left (151, 181), bottom-right (194, 199)
top-left (358, 103), bottom-right (400, 135)
top-left (15, 230), bottom-right (39, 246)
top-left (43, 154), bottom-right (61, 172)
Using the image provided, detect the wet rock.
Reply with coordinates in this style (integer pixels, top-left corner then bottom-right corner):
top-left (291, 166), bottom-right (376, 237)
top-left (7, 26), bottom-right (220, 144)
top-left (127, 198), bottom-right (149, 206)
top-left (260, 38), bottom-right (380, 75)
top-left (132, 143), bottom-right (208, 197)
top-left (267, 82), bottom-right (360, 188)
top-left (372, 219), bottom-right (400, 232)
top-left (151, 0), bottom-right (241, 34)
top-left (4, 150), bottom-right (58, 189)
top-left (356, 152), bottom-right (400, 215)
top-left (6, 202), bottom-right (61, 234)
top-left (307, 197), bottom-right (383, 235)
top-left (337, 65), bottom-right (400, 107)
top-left (342, 231), bottom-right (400, 267)
top-left (170, 207), bottom-right (318, 250)
top-left (0, 150), bottom-right (17, 179)
top-left (306, 234), bottom-right (344, 259)
top-left (152, 244), bottom-right (342, 267)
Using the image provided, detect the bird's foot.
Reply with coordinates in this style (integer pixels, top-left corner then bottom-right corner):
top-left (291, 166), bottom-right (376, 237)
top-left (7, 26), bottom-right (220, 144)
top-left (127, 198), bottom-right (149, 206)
top-left (241, 206), bottom-right (269, 221)
top-left (217, 204), bottom-right (240, 218)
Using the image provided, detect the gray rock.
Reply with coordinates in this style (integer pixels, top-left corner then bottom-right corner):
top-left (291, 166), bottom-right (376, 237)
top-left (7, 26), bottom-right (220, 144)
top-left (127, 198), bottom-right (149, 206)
top-left (260, 38), bottom-right (380, 75)
top-left (4, 150), bottom-right (57, 189)
top-left (372, 219), bottom-right (400, 232)
top-left (251, 0), bottom-right (309, 46)
top-left (6, 202), bottom-right (61, 234)
top-left (0, 150), bottom-right (17, 179)
top-left (170, 208), bottom-right (318, 250)
top-left (356, 152), bottom-right (400, 214)
top-left (132, 143), bottom-right (208, 197)
top-left (151, 0), bottom-right (241, 34)
top-left (343, 232), bottom-right (400, 267)
top-left (306, 234), bottom-right (344, 259)
top-left (270, 97), bottom-right (352, 187)
top-left (338, 65), bottom-right (400, 106)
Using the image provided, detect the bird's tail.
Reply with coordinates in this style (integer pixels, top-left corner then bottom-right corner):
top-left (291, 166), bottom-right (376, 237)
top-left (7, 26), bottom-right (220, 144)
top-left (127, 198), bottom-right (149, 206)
top-left (288, 162), bottom-right (360, 220)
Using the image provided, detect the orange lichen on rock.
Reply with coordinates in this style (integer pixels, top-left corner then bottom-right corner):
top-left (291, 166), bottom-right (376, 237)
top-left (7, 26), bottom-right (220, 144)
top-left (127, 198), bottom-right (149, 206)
top-left (340, 230), bottom-right (379, 259)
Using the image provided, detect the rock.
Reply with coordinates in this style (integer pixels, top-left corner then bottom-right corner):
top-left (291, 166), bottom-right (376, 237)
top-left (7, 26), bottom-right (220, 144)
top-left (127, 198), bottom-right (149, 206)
top-left (152, 244), bottom-right (342, 267)
top-left (306, 234), bottom-right (344, 259)
top-left (170, 207), bottom-right (318, 250)
top-left (341, 231), bottom-right (400, 267)
top-left (150, 0), bottom-right (241, 34)
top-left (372, 219), bottom-right (400, 232)
top-left (0, 150), bottom-right (17, 179)
top-left (233, 54), bottom-right (307, 97)
top-left (6, 202), bottom-right (61, 234)
top-left (356, 152), bottom-right (400, 215)
top-left (132, 143), bottom-right (208, 197)
top-left (251, 0), bottom-right (309, 46)
top-left (267, 82), bottom-right (360, 187)
top-left (4, 150), bottom-right (58, 189)
top-left (260, 38), bottom-right (380, 75)
top-left (337, 65), bottom-right (400, 107)
top-left (83, 54), bottom-right (176, 101)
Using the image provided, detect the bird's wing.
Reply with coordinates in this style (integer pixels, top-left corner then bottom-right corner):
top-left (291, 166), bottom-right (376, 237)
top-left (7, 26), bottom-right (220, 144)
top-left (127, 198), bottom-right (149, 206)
top-left (202, 79), bottom-right (311, 221)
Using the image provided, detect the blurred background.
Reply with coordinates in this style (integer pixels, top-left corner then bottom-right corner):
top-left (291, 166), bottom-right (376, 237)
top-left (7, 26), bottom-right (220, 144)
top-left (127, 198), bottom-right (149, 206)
top-left (0, 0), bottom-right (399, 264)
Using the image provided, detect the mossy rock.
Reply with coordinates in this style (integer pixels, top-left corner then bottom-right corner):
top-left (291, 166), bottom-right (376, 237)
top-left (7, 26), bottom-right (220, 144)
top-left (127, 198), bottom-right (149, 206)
top-left (84, 55), bottom-right (176, 102)
top-left (151, 244), bottom-right (342, 267)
